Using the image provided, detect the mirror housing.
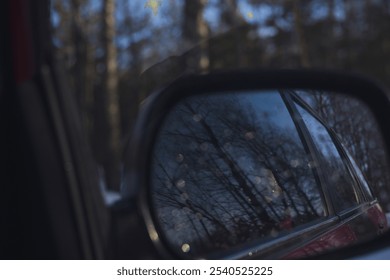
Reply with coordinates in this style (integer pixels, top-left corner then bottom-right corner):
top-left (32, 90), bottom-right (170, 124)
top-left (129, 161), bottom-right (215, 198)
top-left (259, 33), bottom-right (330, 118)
top-left (124, 69), bottom-right (390, 259)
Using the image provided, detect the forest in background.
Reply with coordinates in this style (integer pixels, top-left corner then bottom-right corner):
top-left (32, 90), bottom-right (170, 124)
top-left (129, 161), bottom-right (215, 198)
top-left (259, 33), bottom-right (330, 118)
top-left (50, 0), bottom-right (390, 197)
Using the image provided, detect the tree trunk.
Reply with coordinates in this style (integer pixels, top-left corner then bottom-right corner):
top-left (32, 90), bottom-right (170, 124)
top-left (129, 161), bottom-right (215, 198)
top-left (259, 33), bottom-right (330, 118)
top-left (183, 0), bottom-right (209, 72)
top-left (102, 0), bottom-right (121, 191)
top-left (70, 0), bottom-right (91, 128)
top-left (291, 0), bottom-right (310, 67)
top-left (220, 0), bottom-right (245, 67)
top-left (343, 0), bottom-right (357, 67)
top-left (327, 0), bottom-right (335, 30)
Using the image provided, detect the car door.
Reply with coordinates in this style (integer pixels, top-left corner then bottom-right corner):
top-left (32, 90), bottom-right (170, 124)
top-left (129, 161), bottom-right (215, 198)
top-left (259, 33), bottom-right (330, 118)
top-left (1, 0), bottom-right (109, 259)
top-left (283, 94), bottom-right (387, 258)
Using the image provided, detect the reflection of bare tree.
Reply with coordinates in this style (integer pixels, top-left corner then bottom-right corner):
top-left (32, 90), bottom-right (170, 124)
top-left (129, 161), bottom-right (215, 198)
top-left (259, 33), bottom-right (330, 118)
top-left (299, 91), bottom-right (390, 210)
top-left (152, 93), bottom-right (325, 257)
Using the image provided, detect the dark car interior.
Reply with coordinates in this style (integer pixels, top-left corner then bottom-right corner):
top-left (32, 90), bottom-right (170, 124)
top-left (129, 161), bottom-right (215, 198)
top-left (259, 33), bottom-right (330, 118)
top-left (2, 0), bottom-right (390, 260)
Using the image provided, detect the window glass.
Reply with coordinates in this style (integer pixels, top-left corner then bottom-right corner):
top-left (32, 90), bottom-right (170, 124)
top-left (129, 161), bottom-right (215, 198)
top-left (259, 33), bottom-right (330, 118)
top-left (151, 91), bottom-right (327, 257)
top-left (343, 145), bottom-right (374, 201)
top-left (295, 103), bottom-right (359, 212)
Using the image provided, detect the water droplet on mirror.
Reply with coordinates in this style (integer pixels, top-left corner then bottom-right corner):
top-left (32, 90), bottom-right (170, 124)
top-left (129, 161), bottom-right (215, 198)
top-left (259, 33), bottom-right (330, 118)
top-left (198, 157), bottom-right (206, 165)
top-left (319, 134), bottom-right (327, 143)
top-left (270, 178), bottom-right (278, 189)
top-left (176, 153), bottom-right (184, 162)
top-left (261, 168), bottom-right (271, 177)
top-left (270, 229), bottom-right (279, 238)
top-left (272, 186), bottom-right (282, 198)
top-left (189, 142), bottom-right (197, 149)
top-left (215, 170), bottom-right (223, 177)
top-left (181, 243), bottom-right (191, 253)
top-left (174, 223), bottom-right (183, 231)
top-left (176, 179), bottom-right (186, 188)
top-left (180, 193), bottom-right (189, 201)
top-left (244, 131), bottom-right (255, 140)
top-left (196, 212), bottom-right (203, 219)
top-left (183, 207), bottom-right (191, 214)
top-left (222, 213), bottom-right (230, 221)
top-left (254, 176), bottom-right (262, 185)
top-left (228, 113), bottom-right (237, 120)
top-left (380, 190), bottom-right (388, 199)
top-left (282, 170), bottom-right (292, 178)
top-left (200, 142), bottom-right (209, 151)
top-left (171, 209), bottom-right (180, 217)
top-left (330, 173), bottom-right (338, 183)
top-left (223, 142), bottom-right (231, 150)
top-left (224, 129), bottom-right (232, 137)
top-left (290, 159), bottom-right (300, 168)
top-left (165, 180), bottom-right (172, 189)
top-left (192, 114), bottom-right (202, 122)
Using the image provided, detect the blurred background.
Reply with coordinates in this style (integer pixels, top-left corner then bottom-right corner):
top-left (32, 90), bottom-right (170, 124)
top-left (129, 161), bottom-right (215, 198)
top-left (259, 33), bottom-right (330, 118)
top-left (50, 0), bottom-right (390, 210)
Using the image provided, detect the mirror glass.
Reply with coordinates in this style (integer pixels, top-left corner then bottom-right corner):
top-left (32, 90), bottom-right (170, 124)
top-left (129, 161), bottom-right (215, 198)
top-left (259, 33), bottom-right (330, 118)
top-left (150, 90), bottom-right (390, 259)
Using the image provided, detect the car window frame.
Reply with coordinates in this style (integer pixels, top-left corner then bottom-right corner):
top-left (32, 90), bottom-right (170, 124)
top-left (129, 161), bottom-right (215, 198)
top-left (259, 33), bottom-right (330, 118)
top-left (288, 92), bottom-right (367, 217)
top-left (340, 141), bottom-right (376, 203)
top-left (281, 91), bottom-right (335, 217)
top-left (217, 90), bottom-right (362, 259)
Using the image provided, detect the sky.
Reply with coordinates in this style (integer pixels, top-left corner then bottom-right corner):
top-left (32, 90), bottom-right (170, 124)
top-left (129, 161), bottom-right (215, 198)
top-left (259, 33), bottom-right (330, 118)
top-left (50, 0), bottom-right (349, 70)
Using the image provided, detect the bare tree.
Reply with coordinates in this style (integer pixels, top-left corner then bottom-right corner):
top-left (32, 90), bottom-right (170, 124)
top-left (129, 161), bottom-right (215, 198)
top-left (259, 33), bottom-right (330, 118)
top-left (151, 92), bottom-right (325, 257)
top-left (290, 0), bottom-right (310, 67)
top-left (101, 0), bottom-right (121, 191)
top-left (183, 0), bottom-right (209, 72)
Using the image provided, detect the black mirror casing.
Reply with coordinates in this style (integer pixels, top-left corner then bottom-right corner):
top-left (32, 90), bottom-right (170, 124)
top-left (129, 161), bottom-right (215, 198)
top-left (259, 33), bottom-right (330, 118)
top-left (124, 69), bottom-right (390, 259)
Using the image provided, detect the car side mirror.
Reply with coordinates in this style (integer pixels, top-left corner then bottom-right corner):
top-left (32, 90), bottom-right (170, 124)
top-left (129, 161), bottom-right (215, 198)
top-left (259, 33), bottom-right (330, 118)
top-left (125, 70), bottom-right (390, 259)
